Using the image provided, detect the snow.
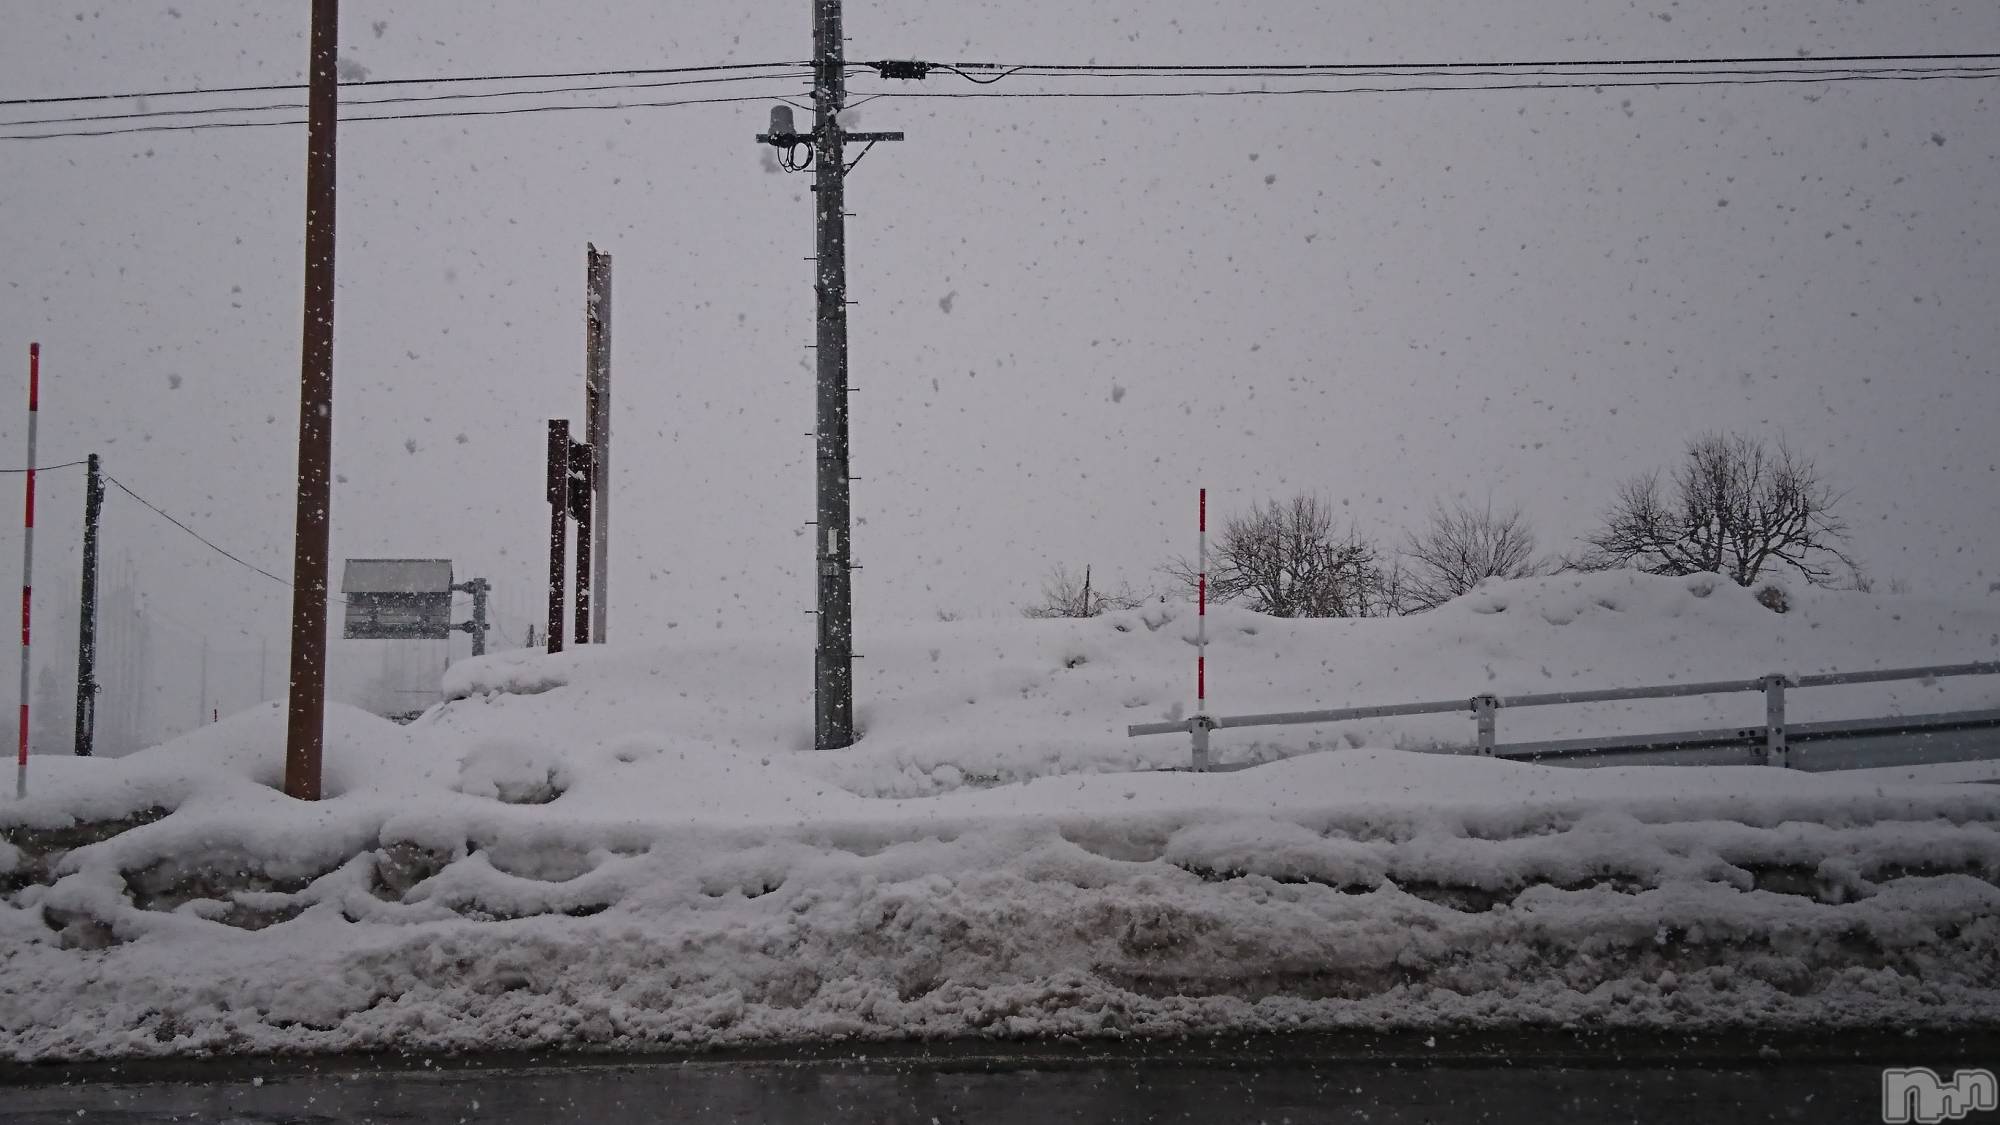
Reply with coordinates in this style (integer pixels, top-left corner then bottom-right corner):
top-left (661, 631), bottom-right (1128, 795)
top-left (2, 572), bottom-right (1997, 1061)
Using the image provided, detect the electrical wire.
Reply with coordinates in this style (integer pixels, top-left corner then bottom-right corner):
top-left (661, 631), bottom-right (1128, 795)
top-left (849, 70), bottom-right (2000, 101)
top-left (934, 63), bottom-right (2000, 83)
top-left (935, 51), bottom-right (2000, 74)
top-left (0, 60), bottom-right (812, 108)
top-left (0, 460), bottom-right (87, 474)
top-left (7, 52), bottom-right (1995, 141)
top-left (0, 70), bottom-right (816, 131)
top-left (101, 475), bottom-right (337, 599)
top-left (3, 90), bottom-right (809, 141)
top-left (935, 64), bottom-right (1026, 85)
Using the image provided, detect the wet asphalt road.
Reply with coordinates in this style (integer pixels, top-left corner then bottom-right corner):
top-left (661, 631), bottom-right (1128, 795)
top-left (3, 1031), bottom-right (1992, 1123)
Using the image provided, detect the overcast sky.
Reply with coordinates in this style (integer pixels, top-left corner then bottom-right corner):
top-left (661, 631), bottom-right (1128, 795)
top-left (3, 1), bottom-right (1997, 737)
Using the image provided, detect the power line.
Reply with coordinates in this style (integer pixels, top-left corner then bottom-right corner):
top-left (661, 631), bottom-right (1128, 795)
top-left (851, 70), bottom-right (2000, 101)
top-left (931, 51), bottom-right (2000, 74)
top-left (929, 62), bottom-right (1999, 82)
top-left (3, 90), bottom-right (805, 141)
top-left (101, 475), bottom-right (336, 599)
top-left (0, 60), bottom-right (812, 108)
top-left (0, 70), bottom-right (815, 131)
top-left (8, 53), bottom-right (1995, 141)
top-left (0, 460), bottom-right (87, 474)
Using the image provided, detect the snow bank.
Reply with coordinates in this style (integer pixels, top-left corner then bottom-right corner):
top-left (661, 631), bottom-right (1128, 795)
top-left (436, 570), bottom-right (2000, 797)
top-left (2, 572), bottom-right (1997, 1061)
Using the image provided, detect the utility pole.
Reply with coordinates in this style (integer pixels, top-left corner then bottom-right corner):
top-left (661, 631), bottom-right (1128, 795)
top-left (284, 0), bottom-right (339, 801)
top-left (756, 0), bottom-right (903, 750)
top-left (16, 343), bottom-right (39, 798)
top-left (546, 419), bottom-right (570, 655)
top-left (73, 454), bottom-right (102, 756)
top-left (572, 444), bottom-right (593, 646)
top-left (585, 245), bottom-right (612, 643)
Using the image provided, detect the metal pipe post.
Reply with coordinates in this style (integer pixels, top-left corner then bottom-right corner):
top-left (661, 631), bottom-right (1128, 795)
top-left (1762, 674), bottom-right (1789, 767)
top-left (283, 0), bottom-right (340, 802)
top-left (1474, 695), bottom-right (1498, 754)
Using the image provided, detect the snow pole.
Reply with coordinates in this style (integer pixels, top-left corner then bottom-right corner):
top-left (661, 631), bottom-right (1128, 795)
top-left (17, 343), bottom-right (39, 799)
top-left (1193, 486), bottom-right (1210, 772)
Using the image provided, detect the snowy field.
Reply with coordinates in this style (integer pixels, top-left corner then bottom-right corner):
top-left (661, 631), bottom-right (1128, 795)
top-left (2, 572), bottom-right (1997, 1061)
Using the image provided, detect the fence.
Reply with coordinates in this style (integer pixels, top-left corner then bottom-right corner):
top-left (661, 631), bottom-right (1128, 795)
top-left (1128, 660), bottom-right (2000, 772)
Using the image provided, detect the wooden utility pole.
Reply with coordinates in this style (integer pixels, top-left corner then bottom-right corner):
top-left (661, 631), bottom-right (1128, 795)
top-left (585, 245), bottom-right (612, 643)
top-left (284, 0), bottom-right (339, 801)
top-left (73, 454), bottom-right (102, 756)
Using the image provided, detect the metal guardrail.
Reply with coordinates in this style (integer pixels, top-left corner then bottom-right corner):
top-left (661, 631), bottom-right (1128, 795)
top-left (1127, 660), bottom-right (2000, 772)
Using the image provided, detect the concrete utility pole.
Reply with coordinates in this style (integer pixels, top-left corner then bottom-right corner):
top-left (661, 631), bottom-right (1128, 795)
top-left (585, 245), bottom-right (612, 643)
top-left (756, 0), bottom-right (903, 750)
top-left (284, 0), bottom-right (339, 801)
top-left (73, 454), bottom-right (102, 757)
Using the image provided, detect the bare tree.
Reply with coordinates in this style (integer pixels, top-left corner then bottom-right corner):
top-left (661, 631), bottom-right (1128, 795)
top-left (1576, 431), bottom-right (1856, 587)
top-left (1167, 494), bottom-right (1398, 618)
top-left (1023, 564), bottom-right (1143, 619)
top-left (1401, 500), bottom-right (1548, 611)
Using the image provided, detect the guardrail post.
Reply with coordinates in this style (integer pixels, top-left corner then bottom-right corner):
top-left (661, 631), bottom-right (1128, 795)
top-left (1761, 675), bottom-right (1789, 768)
top-left (1191, 715), bottom-right (1212, 772)
top-left (1473, 695), bottom-right (1498, 755)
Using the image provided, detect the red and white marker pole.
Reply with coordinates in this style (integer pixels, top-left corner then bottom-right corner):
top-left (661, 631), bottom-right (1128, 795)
top-left (1193, 487), bottom-right (1211, 771)
top-left (17, 343), bottom-right (39, 799)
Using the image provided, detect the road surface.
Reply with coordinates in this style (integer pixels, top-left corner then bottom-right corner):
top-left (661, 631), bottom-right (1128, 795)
top-left (4, 1030), bottom-right (1992, 1123)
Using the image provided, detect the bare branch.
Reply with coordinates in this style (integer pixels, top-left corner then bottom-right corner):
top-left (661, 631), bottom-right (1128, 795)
top-left (1166, 494), bottom-right (1398, 617)
top-left (1400, 500), bottom-right (1550, 611)
top-left (1578, 430), bottom-right (1854, 588)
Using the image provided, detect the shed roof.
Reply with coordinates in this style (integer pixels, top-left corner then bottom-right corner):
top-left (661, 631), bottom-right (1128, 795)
top-left (341, 558), bottom-right (453, 595)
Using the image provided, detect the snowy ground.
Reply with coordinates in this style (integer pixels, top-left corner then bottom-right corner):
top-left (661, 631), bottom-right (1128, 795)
top-left (2, 572), bottom-right (1997, 1061)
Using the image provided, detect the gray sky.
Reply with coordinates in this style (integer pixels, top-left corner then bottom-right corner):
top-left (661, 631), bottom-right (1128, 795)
top-left (3, 1), bottom-right (1998, 736)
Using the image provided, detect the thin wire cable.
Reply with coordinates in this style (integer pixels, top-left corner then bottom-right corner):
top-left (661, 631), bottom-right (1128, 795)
top-left (0, 60), bottom-right (812, 108)
top-left (939, 51), bottom-right (2000, 74)
top-left (1, 70), bottom-right (816, 130)
top-left (11, 63), bottom-right (1996, 141)
top-left (936, 64), bottom-right (1026, 85)
top-left (949, 63), bottom-right (2000, 82)
top-left (0, 460), bottom-right (86, 474)
top-left (852, 70), bottom-right (2000, 101)
top-left (7, 89), bottom-right (808, 141)
top-left (101, 475), bottom-right (334, 599)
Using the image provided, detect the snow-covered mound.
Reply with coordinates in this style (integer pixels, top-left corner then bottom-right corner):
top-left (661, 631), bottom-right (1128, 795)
top-left (435, 569), bottom-right (2000, 797)
top-left (2, 572), bottom-right (1997, 1061)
